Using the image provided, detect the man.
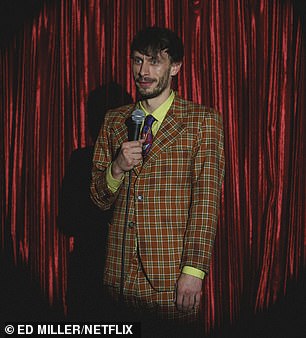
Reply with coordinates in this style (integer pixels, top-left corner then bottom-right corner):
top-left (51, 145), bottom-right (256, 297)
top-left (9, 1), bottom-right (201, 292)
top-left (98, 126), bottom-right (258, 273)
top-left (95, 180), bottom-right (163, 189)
top-left (90, 27), bottom-right (225, 321)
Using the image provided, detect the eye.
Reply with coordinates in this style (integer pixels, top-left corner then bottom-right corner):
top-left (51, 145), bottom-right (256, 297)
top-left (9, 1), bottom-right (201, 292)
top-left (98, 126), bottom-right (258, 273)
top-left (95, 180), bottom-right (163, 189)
top-left (133, 57), bottom-right (143, 65)
top-left (150, 58), bottom-right (159, 65)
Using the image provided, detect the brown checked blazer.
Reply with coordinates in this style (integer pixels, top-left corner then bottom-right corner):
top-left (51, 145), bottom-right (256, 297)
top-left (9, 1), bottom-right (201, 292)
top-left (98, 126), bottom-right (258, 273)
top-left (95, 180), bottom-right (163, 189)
top-left (91, 95), bottom-right (225, 292)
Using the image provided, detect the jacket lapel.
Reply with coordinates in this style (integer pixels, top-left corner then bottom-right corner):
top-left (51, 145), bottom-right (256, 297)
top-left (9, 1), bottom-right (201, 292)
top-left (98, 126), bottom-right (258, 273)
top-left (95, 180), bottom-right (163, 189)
top-left (141, 97), bottom-right (187, 170)
top-left (113, 123), bottom-right (128, 146)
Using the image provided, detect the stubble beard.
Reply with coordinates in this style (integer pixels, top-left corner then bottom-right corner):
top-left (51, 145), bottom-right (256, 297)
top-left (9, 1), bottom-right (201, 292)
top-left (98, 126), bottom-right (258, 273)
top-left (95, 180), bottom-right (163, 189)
top-left (136, 67), bottom-right (171, 100)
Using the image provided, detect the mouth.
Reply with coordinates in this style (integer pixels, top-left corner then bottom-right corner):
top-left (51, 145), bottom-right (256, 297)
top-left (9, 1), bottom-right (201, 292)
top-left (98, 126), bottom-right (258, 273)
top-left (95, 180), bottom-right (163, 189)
top-left (137, 78), bottom-right (155, 88)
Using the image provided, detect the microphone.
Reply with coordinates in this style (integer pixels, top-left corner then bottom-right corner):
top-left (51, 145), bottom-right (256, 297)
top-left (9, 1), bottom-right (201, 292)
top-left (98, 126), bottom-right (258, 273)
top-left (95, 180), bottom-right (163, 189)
top-left (128, 109), bottom-right (145, 141)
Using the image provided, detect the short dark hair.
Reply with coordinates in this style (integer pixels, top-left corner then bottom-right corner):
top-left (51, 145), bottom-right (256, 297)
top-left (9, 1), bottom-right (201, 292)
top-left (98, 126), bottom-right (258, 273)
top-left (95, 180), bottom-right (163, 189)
top-left (130, 27), bottom-right (184, 63)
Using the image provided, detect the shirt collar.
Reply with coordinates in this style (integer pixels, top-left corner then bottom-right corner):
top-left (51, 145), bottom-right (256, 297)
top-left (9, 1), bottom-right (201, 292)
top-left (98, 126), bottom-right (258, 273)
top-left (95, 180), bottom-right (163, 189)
top-left (139, 90), bottom-right (175, 123)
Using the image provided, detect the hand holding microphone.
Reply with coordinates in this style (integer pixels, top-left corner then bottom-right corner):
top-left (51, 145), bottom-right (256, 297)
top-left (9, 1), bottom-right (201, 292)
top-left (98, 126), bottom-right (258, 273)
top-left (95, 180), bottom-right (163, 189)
top-left (111, 109), bottom-right (145, 179)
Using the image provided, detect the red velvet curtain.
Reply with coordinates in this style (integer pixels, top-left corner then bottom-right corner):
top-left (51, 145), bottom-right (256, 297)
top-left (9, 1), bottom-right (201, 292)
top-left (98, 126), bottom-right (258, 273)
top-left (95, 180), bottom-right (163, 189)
top-left (1, 0), bottom-right (305, 333)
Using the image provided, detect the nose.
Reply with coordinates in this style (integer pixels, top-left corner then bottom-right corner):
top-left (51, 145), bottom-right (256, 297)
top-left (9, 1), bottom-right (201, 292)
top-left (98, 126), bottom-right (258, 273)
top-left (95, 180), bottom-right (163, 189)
top-left (139, 60), bottom-right (149, 77)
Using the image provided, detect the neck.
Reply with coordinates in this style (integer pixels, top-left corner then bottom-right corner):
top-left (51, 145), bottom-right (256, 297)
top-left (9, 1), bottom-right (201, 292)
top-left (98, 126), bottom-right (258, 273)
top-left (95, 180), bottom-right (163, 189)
top-left (141, 88), bottom-right (172, 113)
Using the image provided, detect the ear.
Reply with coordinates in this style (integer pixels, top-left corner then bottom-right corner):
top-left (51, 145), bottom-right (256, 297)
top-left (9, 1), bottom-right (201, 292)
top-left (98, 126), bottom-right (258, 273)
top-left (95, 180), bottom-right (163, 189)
top-left (170, 62), bottom-right (182, 76)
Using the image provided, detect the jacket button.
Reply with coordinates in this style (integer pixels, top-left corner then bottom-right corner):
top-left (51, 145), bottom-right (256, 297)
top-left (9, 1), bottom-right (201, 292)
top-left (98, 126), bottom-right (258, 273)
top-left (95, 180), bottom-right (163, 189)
top-left (137, 195), bottom-right (143, 201)
top-left (128, 221), bottom-right (135, 228)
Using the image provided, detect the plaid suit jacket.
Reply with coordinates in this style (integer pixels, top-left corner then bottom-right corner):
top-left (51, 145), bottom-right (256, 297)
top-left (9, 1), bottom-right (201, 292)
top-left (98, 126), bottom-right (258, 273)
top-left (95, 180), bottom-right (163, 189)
top-left (91, 95), bottom-right (225, 292)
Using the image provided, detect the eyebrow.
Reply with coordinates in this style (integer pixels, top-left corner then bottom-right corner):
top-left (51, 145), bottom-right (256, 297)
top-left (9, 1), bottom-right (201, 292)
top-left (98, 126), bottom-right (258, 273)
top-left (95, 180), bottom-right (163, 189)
top-left (131, 53), bottom-right (163, 61)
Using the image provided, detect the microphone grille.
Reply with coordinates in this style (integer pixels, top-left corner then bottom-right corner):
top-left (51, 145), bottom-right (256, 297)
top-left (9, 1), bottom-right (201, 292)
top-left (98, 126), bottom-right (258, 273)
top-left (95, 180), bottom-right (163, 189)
top-left (131, 109), bottom-right (145, 124)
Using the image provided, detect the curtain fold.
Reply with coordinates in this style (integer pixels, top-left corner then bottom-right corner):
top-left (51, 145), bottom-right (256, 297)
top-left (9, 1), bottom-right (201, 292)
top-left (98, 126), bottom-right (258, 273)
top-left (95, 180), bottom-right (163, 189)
top-left (1, 0), bottom-right (305, 333)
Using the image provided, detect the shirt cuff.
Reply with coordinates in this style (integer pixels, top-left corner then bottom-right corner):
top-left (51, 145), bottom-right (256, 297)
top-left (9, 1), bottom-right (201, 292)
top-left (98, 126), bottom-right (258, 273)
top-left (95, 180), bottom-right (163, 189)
top-left (106, 163), bottom-right (124, 193)
top-left (182, 266), bottom-right (206, 280)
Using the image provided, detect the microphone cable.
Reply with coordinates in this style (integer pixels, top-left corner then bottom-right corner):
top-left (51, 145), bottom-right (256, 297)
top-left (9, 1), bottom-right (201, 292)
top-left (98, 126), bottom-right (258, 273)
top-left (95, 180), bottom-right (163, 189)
top-left (119, 109), bottom-right (145, 302)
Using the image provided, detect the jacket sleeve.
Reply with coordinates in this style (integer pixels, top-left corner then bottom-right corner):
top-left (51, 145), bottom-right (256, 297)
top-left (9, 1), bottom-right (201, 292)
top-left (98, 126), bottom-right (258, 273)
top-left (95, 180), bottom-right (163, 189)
top-left (181, 111), bottom-right (225, 274)
top-left (90, 114), bottom-right (122, 210)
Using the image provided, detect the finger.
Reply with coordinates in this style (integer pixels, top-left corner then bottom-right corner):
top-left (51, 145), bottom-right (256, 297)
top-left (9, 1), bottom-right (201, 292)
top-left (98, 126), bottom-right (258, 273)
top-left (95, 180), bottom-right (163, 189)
top-left (132, 139), bottom-right (146, 146)
top-left (173, 287), bottom-right (176, 304)
top-left (122, 140), bottom-right (143, 149)
top-left (130, 152), bottom-right (143, 160)
top-left (194, 292), bottom-right (201, 308)
top-left (131, 147), bottom-right (143, 155)
top-left (129, 143), bottom-right (145, 155)
top-left (183, 293), bottom-right (193, 312)
top-left (176, 291), bottom-right (184, 311)
top-left (181, 294), bottom-right (188, 311)
top-left (121, 148), bottom-right (142, 162)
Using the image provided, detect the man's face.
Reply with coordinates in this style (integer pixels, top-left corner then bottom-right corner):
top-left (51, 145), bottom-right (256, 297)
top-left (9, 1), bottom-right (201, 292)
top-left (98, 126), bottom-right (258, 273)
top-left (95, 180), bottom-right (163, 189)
top-left (132, 50), bottom-right (174, 99)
